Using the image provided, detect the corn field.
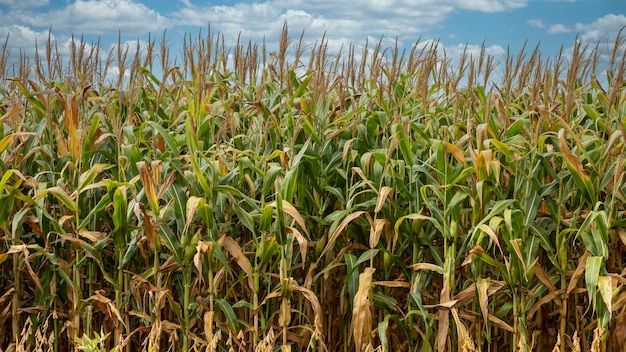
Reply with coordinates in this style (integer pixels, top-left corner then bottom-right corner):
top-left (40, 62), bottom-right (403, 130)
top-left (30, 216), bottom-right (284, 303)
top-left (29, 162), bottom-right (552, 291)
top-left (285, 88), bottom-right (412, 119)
top-left (1, 25), bottom-right (626, 351)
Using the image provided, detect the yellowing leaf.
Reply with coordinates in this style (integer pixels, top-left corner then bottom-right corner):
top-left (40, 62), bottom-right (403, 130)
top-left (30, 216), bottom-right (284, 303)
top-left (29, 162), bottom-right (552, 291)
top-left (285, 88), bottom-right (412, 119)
top-left (185, 196), bottom-right (204, 234)
top-left (445, 141), bottom-right (466, 166)
top-left (597, 275), bottom-right (614, 317)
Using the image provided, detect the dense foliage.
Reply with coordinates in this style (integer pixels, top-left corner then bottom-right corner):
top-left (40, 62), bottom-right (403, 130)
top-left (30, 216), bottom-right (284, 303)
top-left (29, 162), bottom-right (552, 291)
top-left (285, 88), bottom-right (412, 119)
top-left (1, 26), bottom-right (626, 351)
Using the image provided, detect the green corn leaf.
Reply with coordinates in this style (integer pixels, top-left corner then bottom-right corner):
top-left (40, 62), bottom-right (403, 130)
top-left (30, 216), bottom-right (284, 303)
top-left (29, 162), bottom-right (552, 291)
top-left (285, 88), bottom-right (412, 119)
top-left (112, 187), bottom-right (128, 250)
top-left (215, 298), bottom-right (240, 333)
top-left (395, 123), bottom-right (414, 165)
top-left (120, 230), bottom-right (140, 268)
top-left (585, 256), bottom-right (603, 310)
top-left (159, 224), bottom-right (183, 265)
top-left (35, 186), bottom-right (78, 213)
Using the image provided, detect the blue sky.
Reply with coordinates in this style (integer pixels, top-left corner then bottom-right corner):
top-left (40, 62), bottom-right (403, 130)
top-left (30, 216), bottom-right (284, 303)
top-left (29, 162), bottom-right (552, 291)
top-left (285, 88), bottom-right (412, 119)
top-left (0, 0), bottom-right (624, 82)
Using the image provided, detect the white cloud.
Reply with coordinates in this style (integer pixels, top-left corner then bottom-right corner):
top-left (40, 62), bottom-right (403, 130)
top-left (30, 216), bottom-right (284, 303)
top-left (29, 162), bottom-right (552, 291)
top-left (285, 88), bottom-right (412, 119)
top-left (556, 14), bottom-right (626, 71)
top-left (170, 0), bottom-right (530, 47)
top-left (528, 14), bottom-right (624, 40)
top-left (17, 0), bottom-right (170, 35)
top-left (527, 18), bottom-right (544, 28)
top-left (547, 24), bottom-right (570, 34)
top-left (575, 14), bottom-right (626, 43)
top-left (0, 0), bottom-right (48, 9)
top-left (0, 25), bottom-right (53, 57)
top-left (454, 0), bottom-right (527, 13)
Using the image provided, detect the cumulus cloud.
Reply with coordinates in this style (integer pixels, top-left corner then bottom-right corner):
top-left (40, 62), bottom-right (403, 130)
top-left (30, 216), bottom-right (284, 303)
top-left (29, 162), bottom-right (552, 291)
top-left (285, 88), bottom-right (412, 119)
top-left (0, 25), bottom-right (53, 57)
top-left (547, 24), bottom-right (570, 34)
top-left (527, 18), bottom-right (544, 28)
top-left (528, 14), bottom-right (624, 40)
top-left (575, 13), bottom-right (626, 43)
top-left (553, 14), bottom-right (626, 70)
top-left (170, 0), bottom-right (530, 48)
top-left (527, 19), bottom-right (572, 34)
top-left (0, 0), bottom-right (48, 9)
top-left (454, 0), bottom-right (527, 13)
top-left (16, 0), bottom-right (170, 35)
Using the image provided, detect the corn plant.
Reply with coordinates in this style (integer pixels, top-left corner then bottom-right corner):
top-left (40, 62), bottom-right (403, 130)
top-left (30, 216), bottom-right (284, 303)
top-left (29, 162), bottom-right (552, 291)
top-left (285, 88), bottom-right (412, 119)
top-left (1, 25), bottom-right (625, 352)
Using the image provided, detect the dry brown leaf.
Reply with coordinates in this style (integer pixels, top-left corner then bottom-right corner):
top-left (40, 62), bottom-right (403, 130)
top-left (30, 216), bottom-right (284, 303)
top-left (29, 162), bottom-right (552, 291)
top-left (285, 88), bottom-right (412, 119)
top-left (6, 245), bottom-right (43, 293)
top-left (78, 229), bottom-right (108, 242)
top-left (137, 161), bottom-right (159, 216)
top-left (279, 298), bottom-right (291, 327)
top-left (451, 308), bottom-right (475, 352)
top-left (528, 288), bottom-right (566, 318)
top-left (287, 226), bottom-right (307, 264)
top-left (369, 218), bottom-right (387, 249)
top-left (184, 196), bottom-right (204, 234)
top-left (280, 200), bottom-right (309, 236)
top-left (612, 310), bottom-right (626, 352)
top-left (193, 240), bottom-right (211, 279)
top-left (437, 261), bottom-right (451, 352)
top-left (220, 236), bottom-right (254, 290)
top-left (353, 267), bottom-right (375, 352)
top-left (461, 246), bottom-right (481, 266)
top-left (374, 186), bottom-right (393, 213)
top-left (533, 264), bottom-right (558, 295)
top-left (352, 167), bottom-right (379, 194)
top-left (372, 280), bottom-right (410, 288)
top-left (477, 277), bottom-right (489, 329)
top-left (204, 311), bottom-right (214, 346)
top-left (88, 290), bottom-right (125, 329)
top-left (409, 263), bottom-right (444, 274)
top-left (423, 300), bottom-right (459, 309)
top-left (597, 275), bottom-right (614, 316)
top-left (567, 251), bottom-right (591, 296)
top-left (290, 283), bottom-right (324, 344)
top-left (488, 314), bottom-right (514, 332)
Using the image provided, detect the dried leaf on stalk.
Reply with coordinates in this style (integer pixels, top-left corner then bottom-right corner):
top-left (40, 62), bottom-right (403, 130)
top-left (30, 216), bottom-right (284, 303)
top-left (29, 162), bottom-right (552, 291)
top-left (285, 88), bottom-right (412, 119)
top-left (374, 186), bottom-right (393, 213)
top-left (352, 267), bottom-right (375, 352)
top-left (567, 251), bottom-right (591, 296)
top-left (62, 93), bottom-right (81, 162)
top-left (477, 278), bottom-right (490, 329)
top-left (137, 161), bottom-right (160, 216)
top-left (287, 226), bottom-right (308, 264)
top-left (369, 218), bottom-right (387, 249)
top-left (438, 258), bottom-right (453, 352)
top-left (185, 196), bottom-right (204, 234)
top-left (220, 236), bottom-right (254, 290)
top-left (88, 290), bottom-right (125, 329)
top-left (268, 199), bottom-right (309, 236)
top-left (451, 308), bottom-right (475, 351)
